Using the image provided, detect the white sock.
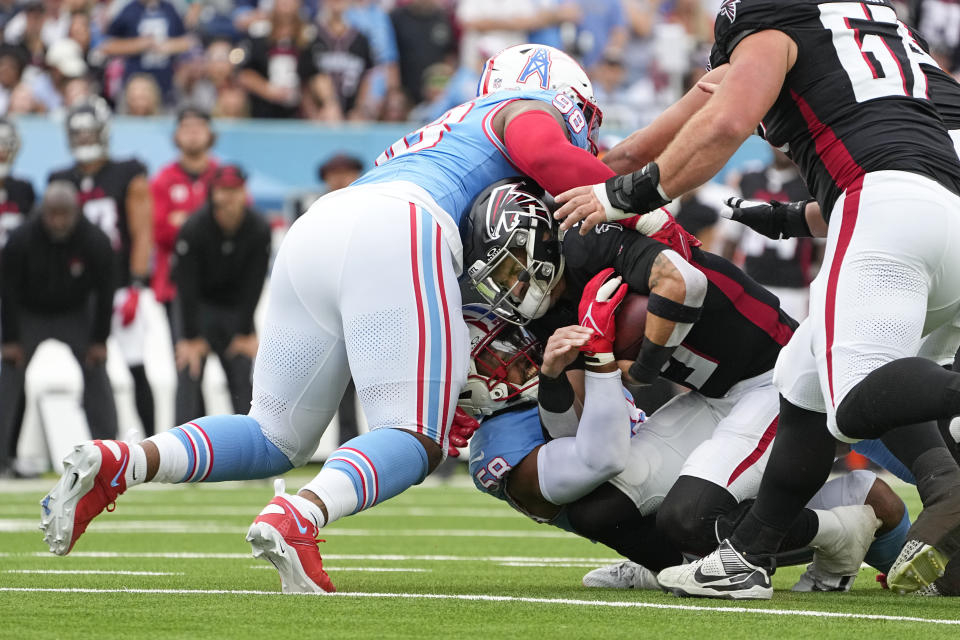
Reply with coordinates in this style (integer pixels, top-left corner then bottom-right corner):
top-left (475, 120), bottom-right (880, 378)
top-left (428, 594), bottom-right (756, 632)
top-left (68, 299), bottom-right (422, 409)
top-left (300, 468), bottom-right (359, 527)
top-left (809, 509), bottom-right (837, 549)
top-left (124, 444), bottom-right (148, 487)
top-left (144, 432), bottom-right (190, 483)
top-left (286, 493), bottom-right (326, 529)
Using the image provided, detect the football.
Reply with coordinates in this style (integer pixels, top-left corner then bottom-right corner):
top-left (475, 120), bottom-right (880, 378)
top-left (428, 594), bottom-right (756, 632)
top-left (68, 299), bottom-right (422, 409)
top-left (613, 293), bottom-right (649, 361)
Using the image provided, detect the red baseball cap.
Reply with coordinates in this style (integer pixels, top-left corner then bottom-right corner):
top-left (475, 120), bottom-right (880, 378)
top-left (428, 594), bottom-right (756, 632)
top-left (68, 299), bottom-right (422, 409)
top-left (212, 164), bottom-right (246, 188)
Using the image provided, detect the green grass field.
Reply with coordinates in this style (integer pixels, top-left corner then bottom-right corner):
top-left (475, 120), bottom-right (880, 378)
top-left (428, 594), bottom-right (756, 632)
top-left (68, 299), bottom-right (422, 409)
top-left (2, 468), bottom-right (958, 639)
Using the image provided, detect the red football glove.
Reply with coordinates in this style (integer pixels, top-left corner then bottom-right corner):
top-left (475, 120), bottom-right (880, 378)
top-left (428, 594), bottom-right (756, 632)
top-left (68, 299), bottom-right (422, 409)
top-left (577, 267), bottom-right (628, 359)
top-left (622, 209), bottom-right (701, 261)
top-left (447, 407), bottom-right (481, 458)
top-left (118, 286), bottom-right (141, 327)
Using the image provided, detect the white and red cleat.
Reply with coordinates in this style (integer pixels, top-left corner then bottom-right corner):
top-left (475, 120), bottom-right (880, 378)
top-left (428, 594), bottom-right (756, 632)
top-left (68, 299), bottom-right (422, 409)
top-left (39, 440), bottom-right (130, 555)
top-left (246, 479), bottom-right (336, 593)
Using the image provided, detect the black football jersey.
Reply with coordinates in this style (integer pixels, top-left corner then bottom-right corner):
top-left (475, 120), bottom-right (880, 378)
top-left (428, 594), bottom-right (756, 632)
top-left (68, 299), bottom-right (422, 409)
top-left (738, 168), bottom-right (816, 288)
top-left (539, 224), bottom-right (797, 398)
top-left (904, 26), bottom-right (960, 130)
top-left (49, 158), bottom-right (146, 287)
top-left (0, 176), bottom-right (36, 250)
top-left (710, 0), bottom-right (960, 217)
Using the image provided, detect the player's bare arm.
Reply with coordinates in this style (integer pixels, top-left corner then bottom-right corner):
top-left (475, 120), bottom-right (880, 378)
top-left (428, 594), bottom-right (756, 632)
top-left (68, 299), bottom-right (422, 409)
top-left (627, 250), bottom-right (707, 385)
top-left (604, 64), bottom-right (730, 175)
top-left (554, 31), bottom-right (795, 234)
top-left (126, 174), bottom-right (153, 281)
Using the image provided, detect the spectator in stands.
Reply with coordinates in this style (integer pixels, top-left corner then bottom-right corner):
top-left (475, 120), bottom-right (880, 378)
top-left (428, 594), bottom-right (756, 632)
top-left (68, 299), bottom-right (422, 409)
top-left (573, 0), bottom-right (628, 69)
top-left (4, 1), bottom-right (45, 67)
top-left (0, 1), bottom-right (16, 33)
top-left (213, 82), bottom-right (248, 118)
top-left (390, 0), bottom-right (455, 106)
top-left (122, 71), bottom-right (162, 115)
top-left (304, 0), bottom-right (373, 120)
top-left (236, 0), bottom-right (340, 120)
top-left (181, 0), bottom-right (237, 41)
top-left (67, 8), bottom-right (106, 91)
top-left (172, 164), bottom-right (270, 423)
top-left (0, 117), bottom-right (35, 251)
top-left (455, 0), bottom-right (538, 78)
top-left (0, 43), bottom-right (26, 115)
top-left (29, 37), bottom-right (87, 113)
top-left (151, 105), bottom-right (218, 329)
top-left (101, 0), bottom-right (194, 106)
top-left (0, 180), bottom-right (118, 478)
top-left (175, 36), bottom-right (236, 114)
top-left (344, 0), bottom-right (398, 119)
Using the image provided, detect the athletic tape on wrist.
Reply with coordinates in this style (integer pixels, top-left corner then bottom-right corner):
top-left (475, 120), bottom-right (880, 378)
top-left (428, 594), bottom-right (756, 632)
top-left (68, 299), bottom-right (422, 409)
top-left (592, 183), bottom-right (631, 221)
top-left (584, 351), bottom-right (615, 367)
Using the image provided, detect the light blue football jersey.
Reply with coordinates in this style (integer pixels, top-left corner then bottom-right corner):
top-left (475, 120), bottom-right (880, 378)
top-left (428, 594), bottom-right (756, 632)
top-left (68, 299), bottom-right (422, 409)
top-left (352, 89), bottom-right (593, 223)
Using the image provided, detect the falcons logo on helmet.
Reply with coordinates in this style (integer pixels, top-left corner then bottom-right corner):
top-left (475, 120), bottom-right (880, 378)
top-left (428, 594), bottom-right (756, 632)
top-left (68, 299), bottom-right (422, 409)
top-left (484, 184), bottom-right (550, 241)
top-left (719, 0), bottom-right (740, 22)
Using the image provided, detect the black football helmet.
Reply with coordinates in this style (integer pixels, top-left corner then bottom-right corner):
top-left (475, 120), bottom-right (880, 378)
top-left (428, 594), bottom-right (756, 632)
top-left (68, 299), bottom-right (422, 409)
top-left (66, 96), bottom-right (111, 163)
top-left (0, 117), bottom-right (19, 179)
top-left (460, 177), bottom-right (564, 325)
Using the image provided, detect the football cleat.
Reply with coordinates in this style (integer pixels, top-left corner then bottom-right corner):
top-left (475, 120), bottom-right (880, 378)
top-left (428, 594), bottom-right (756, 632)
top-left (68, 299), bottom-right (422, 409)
top-left (246, 479), bottom-right (335, 594)
top-left (807, 505), bottom-right (881, 582)
top-left (39, 440), bottom-right (130, 555)
top-left (888, 540), bottom-right (948, 594)
top-left (913, 582), bottom-right (943, 597)
top-left (656, 539), bottom-right (773, 600)
top-left (791, 564), bottom-right (855, 592)
top-left (582, 561), bottom-right (660, 590)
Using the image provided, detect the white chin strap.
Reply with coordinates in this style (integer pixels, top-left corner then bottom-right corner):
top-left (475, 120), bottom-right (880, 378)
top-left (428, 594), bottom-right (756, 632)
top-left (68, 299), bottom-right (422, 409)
top-left (72, 144), bottom-right (106, 163)
top-left (518, 283), bottom-right (550, 320)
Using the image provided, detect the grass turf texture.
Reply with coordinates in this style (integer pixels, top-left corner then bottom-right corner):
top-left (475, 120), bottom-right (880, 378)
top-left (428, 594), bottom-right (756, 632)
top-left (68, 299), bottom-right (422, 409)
top-left (2, 468), bottom-right (958, 639)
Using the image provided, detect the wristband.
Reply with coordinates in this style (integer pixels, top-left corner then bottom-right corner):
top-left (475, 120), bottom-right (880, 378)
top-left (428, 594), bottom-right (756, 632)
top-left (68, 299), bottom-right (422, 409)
top-left (130, 274), bottom-right (150, 288)
top-left (605, 162), bottom-right (672, 214)
top-left (782, 199), bottom-right (815, 239)
top-left (584, 351), bottom-right (615, 367)
top-left (628, 340), bottom-right (676, 385)
top-left (647, 293), bottom-right (702, 324)
top-left (537, 371), bottom-right (575, 414)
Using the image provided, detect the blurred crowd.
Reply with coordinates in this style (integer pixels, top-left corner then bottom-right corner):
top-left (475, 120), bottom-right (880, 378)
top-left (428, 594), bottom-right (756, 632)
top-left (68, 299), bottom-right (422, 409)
top-left (0, 0), bottom-right (734, 130)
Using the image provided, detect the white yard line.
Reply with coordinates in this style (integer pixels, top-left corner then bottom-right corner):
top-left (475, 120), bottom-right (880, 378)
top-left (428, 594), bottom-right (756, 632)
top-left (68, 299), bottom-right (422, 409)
top-left (0, 519), bottom-right (569, 537)
top-left (0, 551), bottom-right (622, 562)
top-left (247, 566), bottom-right (430, 572)
top-left (4, 570), bottom-right (182, 576)
top-left (0, 506), bottom-right (518, 518)
top-left (0, 587), bottom-right (957, 626)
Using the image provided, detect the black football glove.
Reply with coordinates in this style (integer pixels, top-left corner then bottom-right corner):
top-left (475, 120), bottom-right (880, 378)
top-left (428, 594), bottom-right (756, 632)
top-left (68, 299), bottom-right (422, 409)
top-left (723, 197), bottom-right (814, 240)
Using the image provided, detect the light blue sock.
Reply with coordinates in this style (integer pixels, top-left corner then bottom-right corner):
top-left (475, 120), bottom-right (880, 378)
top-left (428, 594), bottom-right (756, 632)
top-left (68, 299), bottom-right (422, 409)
top-left (150, 415), bottom-right (293, 483)
top-left (865, 503), bottom-right (910, 574)
top-left (303, 429), bottom-right (429, 517)
top-left (851, 439), bottom-right (916, 484)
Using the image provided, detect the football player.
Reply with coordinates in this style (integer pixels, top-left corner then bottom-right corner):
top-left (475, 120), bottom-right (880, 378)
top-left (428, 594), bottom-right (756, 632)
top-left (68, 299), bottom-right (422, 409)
top-left (462, 178), bottom-right (896, 591)
top-left (552, 0), bottom-right (960, 598)
top-left (47, 98), bottom-right (155, 439)
top-left (38, 44), bottom-right (636, 594)
top-left (0, 118), bottom-right (36, 251)
top-left (461, 299), bottom-right (908, 591)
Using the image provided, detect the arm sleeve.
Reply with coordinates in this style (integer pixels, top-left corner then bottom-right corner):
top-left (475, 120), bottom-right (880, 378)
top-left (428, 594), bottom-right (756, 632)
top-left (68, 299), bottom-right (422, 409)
top-left (91, 231), bottom-right (115, 344)
top-left (612, 234), bottom-right (668, 295)
top-left (0, 232), bottom-right (23, 343)
top-left (150, 175), bottom-right (178, 251)
top-left (502, 109), bottom-right (615, 195)
top-left (173, 224), bottom-right (201, 340)
top-left (536, 370), bottom-right (632, 505)
top-left (236, 221), bottom-right (271, 335)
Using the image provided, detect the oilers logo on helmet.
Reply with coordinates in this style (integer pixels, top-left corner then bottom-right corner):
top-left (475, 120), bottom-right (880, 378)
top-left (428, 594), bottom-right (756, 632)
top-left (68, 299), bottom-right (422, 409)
top-left (517, 48), bottom-right (552, 90)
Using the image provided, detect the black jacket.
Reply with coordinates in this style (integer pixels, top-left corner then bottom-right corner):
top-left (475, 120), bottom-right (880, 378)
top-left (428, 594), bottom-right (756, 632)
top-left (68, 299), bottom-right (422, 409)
top-left (1, 214), bottom-right (115, 344)
top-left (173, 204), bottom-right (271, 340)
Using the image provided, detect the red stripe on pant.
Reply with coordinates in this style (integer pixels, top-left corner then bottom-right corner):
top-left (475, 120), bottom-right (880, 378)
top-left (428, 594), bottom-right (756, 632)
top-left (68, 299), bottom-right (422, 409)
top-left (824, 176), bottom-right (865, 407)
top-left (434, 224), bottom-right (454, 445)
top-left (341, 447), bottom-right (379, 506)
top-left (409, 203), bottom-right (427, 435)
top-left (727, 416), bottom-right (779, 487)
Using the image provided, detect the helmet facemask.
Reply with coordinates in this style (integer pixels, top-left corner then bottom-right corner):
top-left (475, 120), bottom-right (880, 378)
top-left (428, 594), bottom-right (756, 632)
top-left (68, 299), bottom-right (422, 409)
top-left (459, 304), bottom-right (542, 417)
top-left (466, 189), bottom-right (565, 326)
